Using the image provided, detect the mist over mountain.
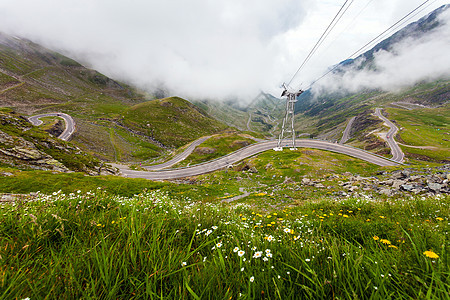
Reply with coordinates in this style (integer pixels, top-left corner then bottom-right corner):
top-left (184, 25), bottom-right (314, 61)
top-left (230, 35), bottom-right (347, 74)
top-left (311, 4), bottom-right (450, 95)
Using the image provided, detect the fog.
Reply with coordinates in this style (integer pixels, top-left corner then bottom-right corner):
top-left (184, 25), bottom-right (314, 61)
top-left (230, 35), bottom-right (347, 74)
top-left (0, 0), bottom-right (448, 101)
top-left (312, 6), bottom-right (450, 95)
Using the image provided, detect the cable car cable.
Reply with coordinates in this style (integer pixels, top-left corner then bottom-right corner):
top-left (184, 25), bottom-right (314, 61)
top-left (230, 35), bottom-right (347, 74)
top-left (287, 0), bottom-right (353, 86)
top-left (306, 0), bottom-right (433, 89)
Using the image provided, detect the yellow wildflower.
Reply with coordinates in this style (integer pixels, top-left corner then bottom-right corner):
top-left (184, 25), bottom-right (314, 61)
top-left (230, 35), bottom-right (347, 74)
top-left (380, 239), bottom-right (391, 245)
top-left (373, 236), bottom-right (380, 241)
top-left (436, 217), bottom-right (444, 221)
top-left (423, 250), bottom-right (439, 259)
top-left (343, 214), bottom-right (349, 218)
top-left (388, 245), bottom-right (398, 249)
top-left (379, 216), bottom-right (385, 219)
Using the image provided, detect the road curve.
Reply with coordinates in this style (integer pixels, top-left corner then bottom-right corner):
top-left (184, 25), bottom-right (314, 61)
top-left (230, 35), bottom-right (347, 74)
top-left (120, 139), bottom-right (399, 180)
top-left (374, 108), bottom-right (404, 163)
top-left (28, 113), bottom-right (76, 141)
top-left (28, 112), bottom-right (400, 181)
top-left (145, 136), bottom-right (211, 170)
top-left (340, 116), bottom-right (356, 144)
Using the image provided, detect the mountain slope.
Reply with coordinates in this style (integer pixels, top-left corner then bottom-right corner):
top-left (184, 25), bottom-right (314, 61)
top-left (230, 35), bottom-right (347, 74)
top-left (289, 5), bottom-right (450, 162)
top-left (122, 97), bottom-right (228, 148)
top-left (193, 92), bottom-right (283, 136)
top-left (0, 32), bottom-right (229, 162)
top-left (0, 110), bottom-right (113, 174)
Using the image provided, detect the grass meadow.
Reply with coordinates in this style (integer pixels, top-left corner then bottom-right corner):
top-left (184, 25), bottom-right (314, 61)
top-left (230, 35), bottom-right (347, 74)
top-left (1, 189), bottom-right (448, 299)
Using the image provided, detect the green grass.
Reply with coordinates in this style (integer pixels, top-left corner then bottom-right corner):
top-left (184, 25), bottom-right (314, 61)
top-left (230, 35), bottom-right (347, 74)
top-left (0, 72), bottom-right (19, 87)
top-left (0, 189), bottom-right (448, 299)
top-left (36, 116), bottom-right (63, 132)
top-left (0, 168), bottom-right (166, 197)
top-left (386, 105), bottom-right (450, 162)
top-left (122, 97), bottom-right (228, 148)
top-left (174, 132), bottom-right (257, 167)
top-left (0, 112), bottom-right (102, 172)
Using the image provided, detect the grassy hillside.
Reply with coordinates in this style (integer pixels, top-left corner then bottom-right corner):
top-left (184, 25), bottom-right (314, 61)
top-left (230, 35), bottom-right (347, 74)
top-left (173, 131), bottom-right (258, 167)
top-left (122, 97), bottom-right (228, 148)
top-left (0, 32), bottom-right (234, 162)
top-left (0, 111), bottom-right (105, 174)
top-left (293, 80), bottom-right (450, 162)
top-left (385, 104), bottom-right (450, 163)
top-left (193, 92), bottom-right (284, 137)
top-left (0, 32), bottom-right (160, 161)
top-left (1, 178), bottom-right (447, 298)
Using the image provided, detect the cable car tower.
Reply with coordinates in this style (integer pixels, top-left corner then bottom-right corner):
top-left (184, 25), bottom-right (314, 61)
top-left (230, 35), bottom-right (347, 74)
top-left (273, 83), bottom-right (303, 151)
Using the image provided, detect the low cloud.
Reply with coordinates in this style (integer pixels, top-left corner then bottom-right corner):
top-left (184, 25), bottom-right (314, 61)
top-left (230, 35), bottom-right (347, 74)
top-left (313, 7), bottom-right (450, 95)
top-left (0, 0), bottom-right (310, 100)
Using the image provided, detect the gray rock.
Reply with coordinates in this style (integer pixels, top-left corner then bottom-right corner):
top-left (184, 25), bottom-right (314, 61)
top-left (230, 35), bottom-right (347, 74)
top-left (379, 188), bottom-right (394, 196)
top-left (428, 182), bottom-right (442, 192)
top-left (302, 178), bottom-right (312, 185)
top-left (392, 180), bottom-right (405, 190)
top-left (400, 184), bottom-right (414, 192)
top-left (401, 170), bottom-right (411, 178)
top-left (249, 167), bottom-right (258, 173)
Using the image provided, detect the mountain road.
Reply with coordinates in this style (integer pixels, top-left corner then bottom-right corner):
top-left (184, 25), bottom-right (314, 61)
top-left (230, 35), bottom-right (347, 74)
top-left (339, 116), bottom-right (356, 144)
top-left (119, 139), bottom-right (400, 180)
top-left (28, 113), bottom-right (76, 141)
top-left (375, 108), bottom-right (405, 163)
top-left (29, 112), bottom-right (401, 181)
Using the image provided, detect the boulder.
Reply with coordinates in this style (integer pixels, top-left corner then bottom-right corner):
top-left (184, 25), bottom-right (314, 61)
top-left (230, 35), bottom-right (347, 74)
top-left (400, 184), bottom-right (414, 192)
top-left (428, 182), bottom-right (442, 192)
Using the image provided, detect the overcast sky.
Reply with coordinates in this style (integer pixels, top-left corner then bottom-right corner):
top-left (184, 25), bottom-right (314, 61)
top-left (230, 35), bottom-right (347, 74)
top-left (0, 0), bottom-right (449, 100)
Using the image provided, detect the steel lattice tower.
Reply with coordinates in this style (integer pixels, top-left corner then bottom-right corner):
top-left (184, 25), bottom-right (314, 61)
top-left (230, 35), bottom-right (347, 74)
top-left (274, 85), bottom-right (303, 151)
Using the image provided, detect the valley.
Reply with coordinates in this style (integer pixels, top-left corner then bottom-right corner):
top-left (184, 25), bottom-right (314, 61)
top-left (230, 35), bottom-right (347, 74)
top-left (0, 4), bottom-right (449, 299)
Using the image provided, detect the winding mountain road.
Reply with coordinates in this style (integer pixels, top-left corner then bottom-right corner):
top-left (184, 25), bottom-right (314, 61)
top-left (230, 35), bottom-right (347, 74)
top-left (29, 112), bottom-right (400, 180)
top-left (120, 139), bottom-right (399, 180)
top-left (375, 108), bottom-right (404, 163)
top-left (145, 136), bottom-right (211, 170)
top-left (28, 113), bottom-right (76, 141)
top-left (340, 116), bottom-right (356, 144)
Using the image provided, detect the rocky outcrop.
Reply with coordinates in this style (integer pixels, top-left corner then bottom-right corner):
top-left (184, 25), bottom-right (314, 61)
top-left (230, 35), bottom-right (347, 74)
top-left (0, 112), bottom-right (117, 175)
top-left (195, 147), bottom-right (217, 155)
top-left (299, 164), bottom-right (449, 196)
top-left (0, 129), bottom-right (69, 172)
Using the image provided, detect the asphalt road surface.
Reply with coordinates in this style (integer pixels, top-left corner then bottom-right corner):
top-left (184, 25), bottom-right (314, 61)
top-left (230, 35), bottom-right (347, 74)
top-left (28, 112), bottom-right (400, 181)
top-left (375, 108), bottom-right (405, 163)
top-left (145, 136), bottom-right (211, 170)
top-left (28, 113), bottom-right (76, 141)
top-left (339, 116), bottom-right (356, 144)
top-left (120, 139), bottom-right (399, 180)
